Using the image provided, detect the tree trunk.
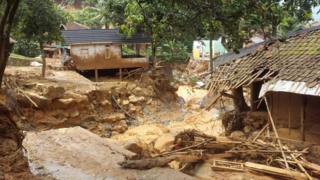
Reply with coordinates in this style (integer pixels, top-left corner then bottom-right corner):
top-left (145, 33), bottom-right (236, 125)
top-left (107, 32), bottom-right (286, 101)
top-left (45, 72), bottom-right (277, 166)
top-left (232, 86), bottom-right (250, 113)
top-left (250, 81), bottom-right (262, 111)
top-left (209, 32), bottom-right (214, 73)
top-left (39, 43), bottom-right (46, 77)
top-left (0, 0), bottom-right (20, 86)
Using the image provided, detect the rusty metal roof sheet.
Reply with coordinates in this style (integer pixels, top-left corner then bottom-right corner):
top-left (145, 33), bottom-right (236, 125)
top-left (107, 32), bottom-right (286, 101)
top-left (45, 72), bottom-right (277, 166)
top-left (62, 29), bottom-right (151, 45)
top-left (259, 80), bottom-right (320, 97)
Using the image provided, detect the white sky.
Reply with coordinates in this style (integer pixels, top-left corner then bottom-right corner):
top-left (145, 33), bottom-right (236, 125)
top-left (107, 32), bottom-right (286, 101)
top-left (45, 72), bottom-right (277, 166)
top-left (313, 7), bottom-right (320, 20)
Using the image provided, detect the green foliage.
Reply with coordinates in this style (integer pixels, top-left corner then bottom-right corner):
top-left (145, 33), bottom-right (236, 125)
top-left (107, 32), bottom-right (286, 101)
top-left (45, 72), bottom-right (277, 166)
top-left (14, 0), bottom-right (67, 44)
top-left (158, 40), bottom-right (190, 62)
top-left (13, 39), bottom-right (40, 57)
top-left (70, 7), bottom-right (104, 28)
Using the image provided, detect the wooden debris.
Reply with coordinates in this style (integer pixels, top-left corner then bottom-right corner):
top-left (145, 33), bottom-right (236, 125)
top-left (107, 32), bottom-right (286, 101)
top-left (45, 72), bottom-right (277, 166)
top-left (211, 160), bottom-right (245, 172)
top-left (245, 162), bottom-right (309, 180)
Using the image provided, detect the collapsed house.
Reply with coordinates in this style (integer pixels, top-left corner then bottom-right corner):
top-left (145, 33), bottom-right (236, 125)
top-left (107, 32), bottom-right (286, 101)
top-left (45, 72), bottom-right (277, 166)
top-left (61, 29), bottom-right (151, 79)
top-left (203, 26), bottom-right (320, 142)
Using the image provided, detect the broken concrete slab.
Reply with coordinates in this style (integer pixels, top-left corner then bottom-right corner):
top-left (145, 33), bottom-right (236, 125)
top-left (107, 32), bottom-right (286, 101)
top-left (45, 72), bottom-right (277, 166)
top-left (23, 127), bottom-right (195, 180)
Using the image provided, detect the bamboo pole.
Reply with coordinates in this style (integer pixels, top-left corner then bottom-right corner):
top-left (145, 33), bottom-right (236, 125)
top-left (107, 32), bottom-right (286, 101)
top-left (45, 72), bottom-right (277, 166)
top-left (264, 97), bottom-right (290, 169)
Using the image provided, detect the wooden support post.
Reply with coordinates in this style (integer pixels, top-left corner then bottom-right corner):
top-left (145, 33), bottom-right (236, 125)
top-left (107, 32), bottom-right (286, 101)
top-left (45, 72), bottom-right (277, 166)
top-left (119, 68), bottom-right (122, 81)
top-left (288, 94), bottom-right (291, 135)
top-left (300, 96), bottom-right (306, 141)
top-left (95, 69), bottom-right (98, 82)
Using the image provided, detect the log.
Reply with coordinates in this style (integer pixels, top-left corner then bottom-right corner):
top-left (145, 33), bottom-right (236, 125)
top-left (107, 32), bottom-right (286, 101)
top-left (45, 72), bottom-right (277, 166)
top-left (119, 154), bottom-right (202, 170)
top-left (245, 162), bottom-right (309, 180)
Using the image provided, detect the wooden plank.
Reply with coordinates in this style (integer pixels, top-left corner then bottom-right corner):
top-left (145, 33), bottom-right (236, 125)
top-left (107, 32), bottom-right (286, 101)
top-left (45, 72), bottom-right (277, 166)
top-left (245, 162), bottom-right (308, 180)
top-left (212, 160), bottom-right (245, 172)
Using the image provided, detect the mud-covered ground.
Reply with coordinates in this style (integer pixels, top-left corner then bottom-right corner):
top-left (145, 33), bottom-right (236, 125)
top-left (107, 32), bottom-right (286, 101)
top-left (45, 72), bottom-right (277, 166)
top-left (0, 62), bottom-right (278, 179)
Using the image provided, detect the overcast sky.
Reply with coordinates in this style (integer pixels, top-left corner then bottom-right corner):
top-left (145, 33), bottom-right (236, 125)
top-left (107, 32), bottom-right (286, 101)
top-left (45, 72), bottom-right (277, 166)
top-left (313, 7), bottom-right (320, 20)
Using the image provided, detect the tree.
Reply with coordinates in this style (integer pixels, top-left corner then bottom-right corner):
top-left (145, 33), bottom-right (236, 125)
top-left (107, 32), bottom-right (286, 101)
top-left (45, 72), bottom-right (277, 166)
top-left (15, 0), bottom-right (66, 77)
top-left (0, 0), bottom-right (20, 86)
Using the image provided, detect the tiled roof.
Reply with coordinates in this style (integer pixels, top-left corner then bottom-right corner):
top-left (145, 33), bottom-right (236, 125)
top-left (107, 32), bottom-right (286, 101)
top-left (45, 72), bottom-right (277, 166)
top-left (62, 29), bottom-right (151, 45)
top-left (204, 26), bottom-right (320, 109)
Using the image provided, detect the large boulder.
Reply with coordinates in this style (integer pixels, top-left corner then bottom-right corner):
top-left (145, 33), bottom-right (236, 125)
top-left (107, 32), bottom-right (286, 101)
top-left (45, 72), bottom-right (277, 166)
top-left (23, 127), bottom-right (195, 180)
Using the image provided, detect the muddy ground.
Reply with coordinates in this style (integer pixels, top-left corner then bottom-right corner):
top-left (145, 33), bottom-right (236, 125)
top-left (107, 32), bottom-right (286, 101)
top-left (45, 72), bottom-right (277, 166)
top-left (0, 62), bottom-right (282, 179)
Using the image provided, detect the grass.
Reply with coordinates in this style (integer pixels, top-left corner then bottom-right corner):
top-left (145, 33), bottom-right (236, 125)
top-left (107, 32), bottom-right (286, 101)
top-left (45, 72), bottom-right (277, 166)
top-left (9, 53), bottom-right (39, 62)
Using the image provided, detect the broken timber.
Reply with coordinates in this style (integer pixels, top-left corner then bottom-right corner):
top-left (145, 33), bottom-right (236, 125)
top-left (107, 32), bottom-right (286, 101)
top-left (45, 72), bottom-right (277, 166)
top-left (245, 162), bottom-right (309, 180)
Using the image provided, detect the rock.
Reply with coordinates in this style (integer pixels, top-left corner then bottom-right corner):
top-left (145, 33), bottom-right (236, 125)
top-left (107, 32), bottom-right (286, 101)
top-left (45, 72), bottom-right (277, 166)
top-left (122, 100), bottom-right (130, 106)
top-left (70, 111), bottom-right (80, 118)
top-left (154, 133), bottom-right (175, 153)
top-left (103, 113), bottom-right (126, 123)
top-left (146, 99), bottom-right (153, 105)
top-left (25, 91), bottom-right (50, 108)
top-left (129, 104), bottom-right (137, 112)
top-left (112, 120), bottom-right (128, 133)
top-left (100, 99), bottom-right (111, 106)
top-left (96, 123), bottom-right (112, 137)
top-left (132, 87), bottom-right (143, 96)
top-left (58, 98), bottom-right (74, 105)
top-left (243, 125), bottom-right (253, 134)
top-left (67, 92), bottom-right (89, 104)
top-left (122, 139), bottom-right (144, 155)
top-left (44, 86), bottom-right (65, 100)
top-left (128, 95), bottom-right (145, 103)
top-left (230, 131), bottom-right (246, 140)
top-left (127, 83), bottom-right (137, 91)
top-left (24, 127), bottom-right (195, 179)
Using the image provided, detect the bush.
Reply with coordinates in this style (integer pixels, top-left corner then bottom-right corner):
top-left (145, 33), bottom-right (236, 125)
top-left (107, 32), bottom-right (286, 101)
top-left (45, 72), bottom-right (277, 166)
top-left (157, 40), bottom-right (190, 62)
top-left (13, 39), bottom-right (40, 58)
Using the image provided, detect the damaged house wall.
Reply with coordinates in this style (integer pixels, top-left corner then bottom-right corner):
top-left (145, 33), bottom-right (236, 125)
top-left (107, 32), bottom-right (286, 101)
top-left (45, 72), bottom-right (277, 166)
top-left (269, 92), bottom-right (320, 143)
top-left (71, 43), bottom-right (149, 70)
top-left (62, 29), bottom-right (151, 71)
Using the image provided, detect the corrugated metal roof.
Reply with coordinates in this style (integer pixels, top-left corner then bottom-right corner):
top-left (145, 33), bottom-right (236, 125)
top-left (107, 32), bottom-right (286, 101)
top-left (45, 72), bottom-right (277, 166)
top-left (62, 29), bottom-right (151, 45)
top-left (259, 80), bottom-right (320, 97)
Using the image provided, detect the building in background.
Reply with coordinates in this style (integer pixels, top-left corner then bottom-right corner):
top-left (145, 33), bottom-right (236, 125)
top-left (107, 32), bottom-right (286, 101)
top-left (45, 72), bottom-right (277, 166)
top-left (192, 39), bottom-right (228, 61)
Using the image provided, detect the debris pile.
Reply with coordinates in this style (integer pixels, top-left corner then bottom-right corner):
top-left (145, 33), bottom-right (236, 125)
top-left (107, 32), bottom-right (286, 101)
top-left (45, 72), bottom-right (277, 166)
top-left (119, 126), bottom-right (320, 179)
top-left (221, 111), bottom-right (268, 138)
top-left (3, 66), bottom-right (179, 137)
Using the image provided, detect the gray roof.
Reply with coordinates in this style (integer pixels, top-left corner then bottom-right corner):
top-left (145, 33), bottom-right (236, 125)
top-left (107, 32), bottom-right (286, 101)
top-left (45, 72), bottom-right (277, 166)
top-left (62, 29), bottom-right (151, 45)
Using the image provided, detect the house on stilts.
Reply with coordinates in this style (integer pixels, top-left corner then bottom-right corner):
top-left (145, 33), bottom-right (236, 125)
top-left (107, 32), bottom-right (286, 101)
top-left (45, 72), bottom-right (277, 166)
top-left (61, 29), bottom-right (151, 80)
